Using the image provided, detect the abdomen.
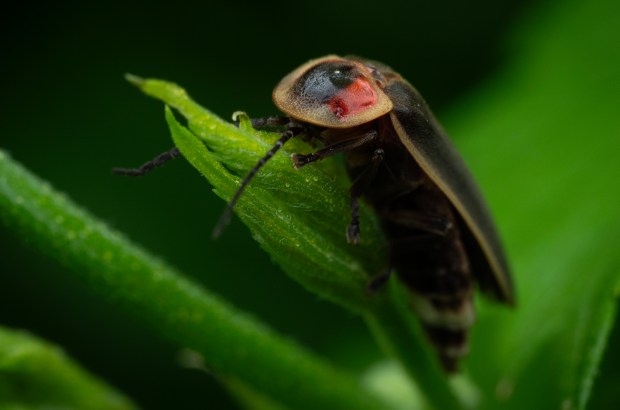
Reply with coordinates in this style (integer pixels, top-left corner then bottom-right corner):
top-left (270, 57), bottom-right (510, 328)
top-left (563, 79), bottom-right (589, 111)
top-left (347, 135), bottom-right (475, 372)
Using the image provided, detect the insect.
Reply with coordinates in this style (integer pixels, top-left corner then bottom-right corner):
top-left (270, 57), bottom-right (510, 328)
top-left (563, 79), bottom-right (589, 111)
top-left (114, 55), bottom-right (514, 371)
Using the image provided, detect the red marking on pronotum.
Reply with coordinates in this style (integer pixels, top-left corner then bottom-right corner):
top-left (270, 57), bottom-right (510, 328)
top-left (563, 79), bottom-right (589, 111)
top-left (328, 78), bottom-right (377, 119)
top-left (328, 97), bottom-right (348, 118)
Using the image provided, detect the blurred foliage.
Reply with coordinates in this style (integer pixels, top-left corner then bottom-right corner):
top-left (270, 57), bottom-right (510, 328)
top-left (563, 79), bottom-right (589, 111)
top-left (0, 149), bottom-right (391, 410)
top-left (445, 0), bottom-right (620, 408)
top-left (0, 326), bottom-right (135, 409)
top-left (1, 0), bottom-right (619, 409)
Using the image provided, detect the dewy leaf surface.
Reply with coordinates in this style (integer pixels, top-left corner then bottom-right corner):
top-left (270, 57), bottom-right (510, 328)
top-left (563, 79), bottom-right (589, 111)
top-left (130, 77), bottom-right (389, 312)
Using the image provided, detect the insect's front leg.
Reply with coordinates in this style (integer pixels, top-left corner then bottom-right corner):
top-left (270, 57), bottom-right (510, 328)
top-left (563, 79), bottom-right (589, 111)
top-left (249, 116), bottom-right (291, 129)
top-left (291, 129), bottom-right (378, 168)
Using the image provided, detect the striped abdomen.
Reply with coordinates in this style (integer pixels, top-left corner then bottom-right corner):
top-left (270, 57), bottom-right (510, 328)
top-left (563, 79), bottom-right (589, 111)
top-left (347, 131), bottom-right (475, 372)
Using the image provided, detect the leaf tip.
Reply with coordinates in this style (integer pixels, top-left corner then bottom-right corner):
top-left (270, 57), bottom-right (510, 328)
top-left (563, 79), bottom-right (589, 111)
top-left (125, 73), bottom-right (145, 88)
top-left (164, 105), bottom-right (175, 120)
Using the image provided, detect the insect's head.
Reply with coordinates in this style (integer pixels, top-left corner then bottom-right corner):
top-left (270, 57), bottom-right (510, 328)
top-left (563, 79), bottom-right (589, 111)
top-left (273, 55), bottom-right (393, 129)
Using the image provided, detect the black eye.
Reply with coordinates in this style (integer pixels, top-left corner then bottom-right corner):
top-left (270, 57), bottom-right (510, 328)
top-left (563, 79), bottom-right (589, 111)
top-left (293, 62), bottom-right (359, 104)
top-left (328, 65), bottom-right (355, 88)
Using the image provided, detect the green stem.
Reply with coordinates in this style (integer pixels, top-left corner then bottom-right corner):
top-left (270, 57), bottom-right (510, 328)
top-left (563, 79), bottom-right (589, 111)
top-left (0, 150), bottom-right (392, 410)
top-left (365, 283), bottom-right (465, 410)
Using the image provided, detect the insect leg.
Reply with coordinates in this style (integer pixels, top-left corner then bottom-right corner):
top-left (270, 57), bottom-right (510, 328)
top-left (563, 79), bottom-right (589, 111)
top-left (112, 147), bottom-right (182, 176)
top-left (367, 265), bottom-right (393, 292)
top-left (291, 129), bottom-right (378, 168)
top-left (248, 116), bottom-right (291, 129)
top-left (347, 148), bottom-right (384, 244)
top-left (366, 228), bottom-right (441, 293)
top-left (384, 210), bottom-right (454, 237)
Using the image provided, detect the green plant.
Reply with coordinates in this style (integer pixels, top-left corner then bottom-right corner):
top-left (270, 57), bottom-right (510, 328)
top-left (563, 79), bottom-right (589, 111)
top-left (1, 0), bottom-right (619, 408)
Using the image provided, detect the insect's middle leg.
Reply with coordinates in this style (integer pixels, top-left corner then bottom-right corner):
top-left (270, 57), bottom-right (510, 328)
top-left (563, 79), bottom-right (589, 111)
top-left (347, 148), bottom-right (384, 244)
top-left (289, 128), bottom-right (380, 244)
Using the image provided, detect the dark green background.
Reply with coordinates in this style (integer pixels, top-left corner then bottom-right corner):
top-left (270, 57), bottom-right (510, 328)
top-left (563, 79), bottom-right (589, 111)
top-left (1, 1), bottom-right (530, 408)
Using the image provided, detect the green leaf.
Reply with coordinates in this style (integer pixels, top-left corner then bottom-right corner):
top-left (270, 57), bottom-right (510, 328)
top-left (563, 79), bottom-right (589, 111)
top-left (0, 151), bottom-right (392, 410)
top-left (442, 1), bottom-right (620, 409)
top-left (163, 106), bottom-right (379, 311)
top-left (127, 0), bottom-right (620, 408)
top-left (161, 103), bottom-right (462, 409)
top-left (0, 325), bottom-right (136, 410)
top-left (3, 1), bottom-right (617, 409)
top-left (131, 76), bottom-right (388, 314)
top-left (128, 71), bottom-right (465, 408)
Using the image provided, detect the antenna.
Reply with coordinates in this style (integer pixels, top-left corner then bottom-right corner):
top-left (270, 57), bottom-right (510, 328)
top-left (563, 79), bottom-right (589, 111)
top-left (212, 129), bottom-right (296, 238)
